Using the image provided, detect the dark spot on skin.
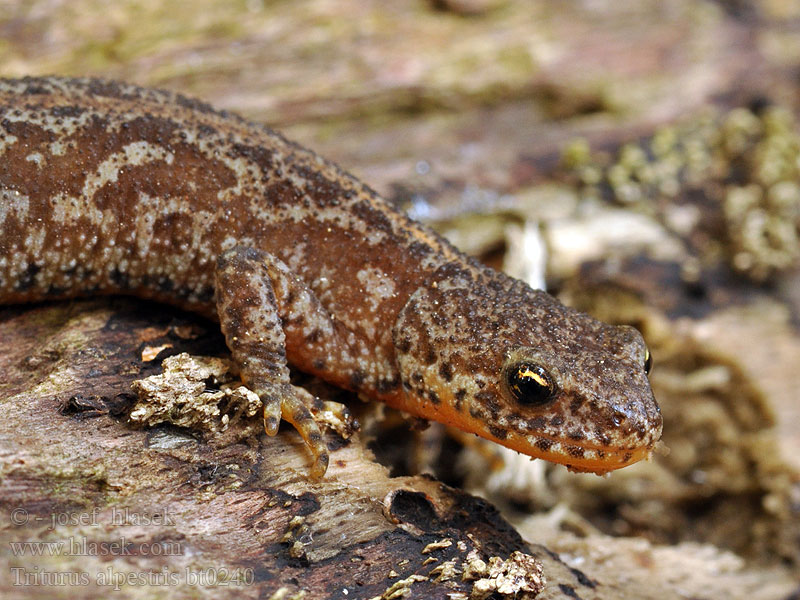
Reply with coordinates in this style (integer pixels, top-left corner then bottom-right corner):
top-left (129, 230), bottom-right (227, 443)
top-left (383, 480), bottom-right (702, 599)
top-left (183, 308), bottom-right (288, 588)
top-left (308, 431), bottom-right (322, 443)
top-left (407, 241), bottom-right (433, 260)
top-left (156, 278), bottom-right (174, 293)
top-left (569, 398), bottom-right (583, 413)
top-left (232, 142), bottom-right (276, 171)
top-left (286, 314), bottom-right (306, 327)
top-left (411, 372), bottom-right (423, 385)
top-left (454, 388), bottom-right (467, 412)
top-left (438, 361), bottom-right (453, 382)
top-left (233, 290), bottom-right (260, 307)
top-left (528, 416), bottom-right (546, 430)
top-left (428, 390), bottom-right (440, 405)
top-left (262, 179), bottom-right (302, 208)
top-left (284, 288), bottom-right (296, 307)
top-left (195, 286), bottom-right (214, 304)
top-left (21, 81), bottom-right (53, 95)
top-left (424, 348), bottom-right (436, 365)
top-left (110, 268), bottom-right (130, 289)
top-left (15, 263), bottom-right (40, 291)
top-left (535, 438), bottom-right (553, 451)
top-left (51, 105), bottom-right (86, 118)
top-left (567, 430), bottom-right (585, 441)
top-left (377, 377), bottom-right (399, 394)
top-left (431, 312), bottom-right (447, 328)
top-left (292, 409), bottom-right (311, 423)
top-left (397, 338), bottom-right (412, 354)
top-left (22, 77), bottom-right (52, 96)
top-left (567, 445), bottom-right (585, 458)
top-left (305, 328), bottom-right (322, 343)
top-left (83, 79), bottom-right (135, 101)
top-left (312, 359), bottom-right (325, 370)
top-left (350, 200), bottom-right (394, 234)
top-left (487, 424), bottom-right (508, 440)
top-left (622, 452), bottom-right (633, 463)
top-left (550, 415), bottom-right (564, 427)
top-left (474, 391), bottom-right (499, 420)
top-left (349, 370), bottom-right (365, 389)
top-left (121, 114), bottom-right (178, 149)
top-left (173, 92), bottom-right (223, 117)
top-left (197, 124), bottom-right (217, 138)
top-left (294, 164), bottom-right (347, 209)
top-left (507, 412), bottom-right (524, 428)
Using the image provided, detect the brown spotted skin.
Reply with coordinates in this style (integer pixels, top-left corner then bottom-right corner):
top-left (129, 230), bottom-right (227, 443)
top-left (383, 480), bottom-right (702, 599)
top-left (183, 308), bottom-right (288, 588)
top-left (0, 76), bottom-right (662, 476)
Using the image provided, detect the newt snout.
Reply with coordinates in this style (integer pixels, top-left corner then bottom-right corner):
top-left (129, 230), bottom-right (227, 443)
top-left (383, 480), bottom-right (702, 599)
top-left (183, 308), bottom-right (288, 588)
top-left (392, 265), bottom-right (662, 473)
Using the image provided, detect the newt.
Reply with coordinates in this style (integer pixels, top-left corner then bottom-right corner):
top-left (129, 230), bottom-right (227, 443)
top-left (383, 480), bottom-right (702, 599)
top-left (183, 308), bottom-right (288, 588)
top-left (0, 76), bottom-right (662, 478)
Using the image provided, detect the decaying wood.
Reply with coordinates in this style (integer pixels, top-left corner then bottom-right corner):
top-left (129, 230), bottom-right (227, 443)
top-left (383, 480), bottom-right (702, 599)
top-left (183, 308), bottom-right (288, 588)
top-left (0, 299), bottom-right (556, 599)
top-left (2, 299), bottom-right (798, 600)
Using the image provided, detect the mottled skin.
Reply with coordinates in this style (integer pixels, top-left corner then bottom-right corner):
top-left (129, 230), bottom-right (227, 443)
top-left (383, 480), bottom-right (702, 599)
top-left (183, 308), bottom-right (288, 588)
top-left (0, 77), bottom-right (662, 477)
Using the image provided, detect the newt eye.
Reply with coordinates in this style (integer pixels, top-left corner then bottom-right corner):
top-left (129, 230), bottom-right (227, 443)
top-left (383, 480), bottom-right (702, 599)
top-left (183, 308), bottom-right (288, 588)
top-left (644, 347), bottom-right (653, 375)
top-left (506, 362), bottom-right (556, 407)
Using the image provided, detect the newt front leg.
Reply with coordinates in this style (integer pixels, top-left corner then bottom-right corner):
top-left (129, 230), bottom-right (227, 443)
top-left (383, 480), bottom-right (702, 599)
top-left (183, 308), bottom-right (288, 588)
top-left (215, 246), bottom-right (358, 478)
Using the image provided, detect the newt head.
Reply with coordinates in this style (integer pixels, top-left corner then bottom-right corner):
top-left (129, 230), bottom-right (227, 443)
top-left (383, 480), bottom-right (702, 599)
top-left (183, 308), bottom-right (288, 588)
top-left (391, 263), bottom-right (662, 474)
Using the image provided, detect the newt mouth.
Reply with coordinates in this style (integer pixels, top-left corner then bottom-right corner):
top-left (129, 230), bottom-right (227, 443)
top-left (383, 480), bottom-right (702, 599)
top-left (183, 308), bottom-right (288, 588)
top-left (385, 388), bottom-right (660, 474)
top-left (491, 424), bottom-right (660, 474)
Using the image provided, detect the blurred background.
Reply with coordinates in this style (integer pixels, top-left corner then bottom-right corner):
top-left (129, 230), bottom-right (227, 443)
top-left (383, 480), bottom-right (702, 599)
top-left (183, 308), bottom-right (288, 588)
top-left (1, 1), bottom-right (799, 596)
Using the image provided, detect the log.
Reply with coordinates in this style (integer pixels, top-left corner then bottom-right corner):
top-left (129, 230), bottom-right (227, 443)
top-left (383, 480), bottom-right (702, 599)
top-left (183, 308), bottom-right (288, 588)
top-left (0, 299), bottom-right (552, 599)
